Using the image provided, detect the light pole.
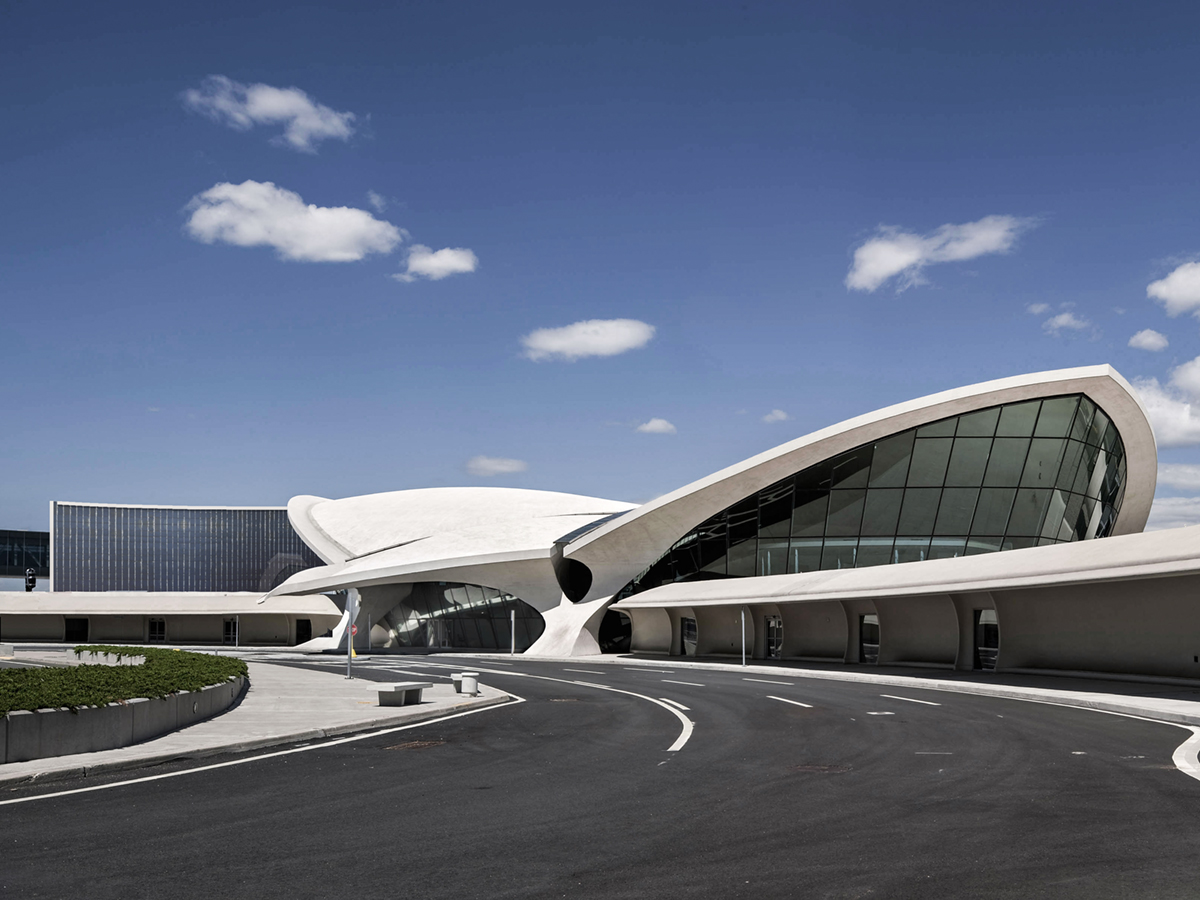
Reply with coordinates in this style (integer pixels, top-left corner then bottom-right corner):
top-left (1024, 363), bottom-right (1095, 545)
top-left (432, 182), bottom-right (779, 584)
top-left (741, 608), bottom-right (746, 667)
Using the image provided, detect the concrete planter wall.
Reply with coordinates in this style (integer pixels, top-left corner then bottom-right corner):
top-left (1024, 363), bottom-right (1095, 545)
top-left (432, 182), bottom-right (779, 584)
top-left (0, 675), bottom-right (245, 764)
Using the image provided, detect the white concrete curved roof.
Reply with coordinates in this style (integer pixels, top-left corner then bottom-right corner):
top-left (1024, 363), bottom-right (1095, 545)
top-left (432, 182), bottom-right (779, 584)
top-left (567, 365), bottom-right (1156, 599)
top-left (612, 523), bottom-right (1200, 609)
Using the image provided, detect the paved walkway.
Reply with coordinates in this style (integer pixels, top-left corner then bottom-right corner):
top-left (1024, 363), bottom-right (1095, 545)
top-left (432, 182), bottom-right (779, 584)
top-left (0, 654), bottom-right (509, 787)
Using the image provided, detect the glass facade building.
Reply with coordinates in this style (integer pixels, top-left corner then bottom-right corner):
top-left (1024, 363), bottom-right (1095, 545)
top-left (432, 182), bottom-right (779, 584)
top-left (618, 394), bottom-right (1126, 598)
top-left (383, 582), bottom-right (546, 651)
top-left (52, 503), bottom-right (323, 592)
top-left (0, 530), bottom-right (51, 579)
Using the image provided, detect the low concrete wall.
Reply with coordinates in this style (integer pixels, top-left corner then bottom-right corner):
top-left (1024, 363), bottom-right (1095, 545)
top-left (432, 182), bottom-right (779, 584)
top-left (1, 675), bottom-right (245, 764)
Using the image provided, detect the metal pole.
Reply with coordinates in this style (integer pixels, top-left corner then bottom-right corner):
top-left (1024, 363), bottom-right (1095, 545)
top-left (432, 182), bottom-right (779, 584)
top-left (510, 609), bottom-right (516, 655)
top-left (345, 590), bottom-right (355, 679)
top-left (741, 608), bottom-right (746, 667)
top-left (235, 615), bottom-right (239, 649)
top-left (367, 614), bottom-right (371, 654)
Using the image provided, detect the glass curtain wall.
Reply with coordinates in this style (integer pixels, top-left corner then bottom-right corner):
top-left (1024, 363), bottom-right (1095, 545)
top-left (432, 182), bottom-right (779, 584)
top-left (618, 394), bottom-right (1126, 598)
top-left (385, 582), bottom-right (546, 651)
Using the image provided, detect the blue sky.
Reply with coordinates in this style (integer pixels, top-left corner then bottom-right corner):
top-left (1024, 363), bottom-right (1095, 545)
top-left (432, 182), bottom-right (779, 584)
top-left (5, 1), bottom-right (1200, 534)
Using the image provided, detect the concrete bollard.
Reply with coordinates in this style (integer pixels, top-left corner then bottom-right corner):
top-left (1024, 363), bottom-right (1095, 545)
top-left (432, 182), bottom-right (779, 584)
top-left (0, 643), bottom-right (14, 658)
top-left (460, 672), bottom-right (479, 696)
top-left (452, 674), bottom-right (463, 693)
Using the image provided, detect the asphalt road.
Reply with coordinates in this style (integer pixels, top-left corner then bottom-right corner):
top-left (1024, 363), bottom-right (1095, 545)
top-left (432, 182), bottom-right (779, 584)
top-left (2, 656), bottom-right (1199, 899)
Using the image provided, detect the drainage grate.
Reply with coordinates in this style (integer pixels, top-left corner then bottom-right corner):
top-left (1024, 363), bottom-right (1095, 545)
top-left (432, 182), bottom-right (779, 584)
top-left (790, 764), bottom-right (852, 774)
top-left (384, 740), bottom-right (446, 751)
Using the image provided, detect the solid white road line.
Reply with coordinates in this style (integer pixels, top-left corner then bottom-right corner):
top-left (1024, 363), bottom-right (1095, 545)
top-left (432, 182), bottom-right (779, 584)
top-left (1173, 727), bottom-right (1200, 780)
top-left (662, 679), bottom-right (705, 687)
top-left (744, 678), bottom-right (794, 686)
top-left (658, 697), bottom-right (690, 711)
top-left (880, 694), bottom-right (942, 706)
top-left (915, 751), bottom-right (953, 755)
top-left (562, 668), bottom-right (605, 675)
top-left (767, 696), bottom-right (813, 709)
top-left (865, 711), bottom-right (895, 716)
top-left (626, 668), bottom-right (675, 674)
top-left (0, 694), bottom-right (528, 808)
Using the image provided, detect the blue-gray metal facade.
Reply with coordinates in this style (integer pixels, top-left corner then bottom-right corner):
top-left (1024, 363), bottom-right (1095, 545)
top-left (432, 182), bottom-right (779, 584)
top-left (52, 503), bottom-right (322, 592)
top-left (0, 530), bottom-right (50, 578)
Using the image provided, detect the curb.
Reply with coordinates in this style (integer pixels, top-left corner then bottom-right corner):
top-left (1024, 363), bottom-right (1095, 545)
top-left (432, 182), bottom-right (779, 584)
top-left (0, 690), bottom-right (511, 789)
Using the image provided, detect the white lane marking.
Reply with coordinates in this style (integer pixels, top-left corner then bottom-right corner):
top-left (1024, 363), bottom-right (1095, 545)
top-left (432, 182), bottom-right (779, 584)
top-left (626, 668), bottom-right (675, 674)
top-left (744, 678), bottom-right (794, 686)
top-left (658, 697), bottom-right (690, 711)
top-left (880, 694), bottom-right (942, 706)
top-left (915, 751), bottom-right (953, 755)
top-left (0, 694), bottom-right (528, 808)
top-left (1072, 751), bottom-right (1087, 755)
top-left (562, 668), bottom-right (605, 675)
top-left (767, 695), bottom-right (813, 709)
top-left (662, 679), bottom-right (705, 687)
top-left (866, 711), bottom-right (895, 716)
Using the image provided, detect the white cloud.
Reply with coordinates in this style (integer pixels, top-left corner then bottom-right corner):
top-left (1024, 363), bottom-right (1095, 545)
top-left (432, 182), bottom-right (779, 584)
top-left (1158, 463), bottom-right (1200, 490)
top-left (762, 409), bottom-right (790, 423)
top-left (185, 180), bottom-right (403, 262)
top-left (1133, 376), bottom-right (1200, 447)
top-left (1148, 261), bottom-right (1200, 317)
top-left (845, 215), bottom-right (1034, 292)
top-left (393, 245), bottom-right (478, 282)
top-left (521, 319), bottom-right (656, 362)
top-left (366, 190), bottom-right (387, 213)
top-left (1128, 329), bottom-right (1169, 352)
top-left (1145, 497), bottom-right (1200, 531)
top-left (466, 455), bottom-right (527, 477)
top-left (1042, 311), bottom-right (1090, 335)
top-left (636, 418), bottom-right (677, 434)
top-left (182, 75), bottom-right (355, 153)
top-left (1026, 303), bottom-right (1050, 315)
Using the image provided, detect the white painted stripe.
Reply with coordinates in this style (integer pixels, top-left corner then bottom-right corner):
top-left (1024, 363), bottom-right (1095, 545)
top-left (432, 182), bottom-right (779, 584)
top-left (744, 677), bottom-right (794, 686)
top-left (880, 694), bottom-right (942, 706)
top-left (0, 694), bottom-right (528, 808)
top-left (915, 751), bottom-right (953, 755)
top-left (767, 695), bottom-right (813, 709)
top-left (1173, 727), bottom-right (1200, 781)
top-left (662, 679), bottom-right (705, 687)
top-left (562, 668), bottom-right (605, 675)
top-left (626, 668), bottom-right (675, 674)
top-left (866, 711), bottom-right (895, 716)
top-left (658, 697), bottom-right (690, 711)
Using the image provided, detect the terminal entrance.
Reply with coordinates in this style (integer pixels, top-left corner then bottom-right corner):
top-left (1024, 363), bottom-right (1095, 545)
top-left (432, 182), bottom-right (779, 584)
top-left (681, 616), bottom-right (697, 656)
top-left (974, 609), bottom-right (999, 670)
top-left (765, 615), bottom-right (783, 659)
top-left (859, 614), bottom-right (879, 664)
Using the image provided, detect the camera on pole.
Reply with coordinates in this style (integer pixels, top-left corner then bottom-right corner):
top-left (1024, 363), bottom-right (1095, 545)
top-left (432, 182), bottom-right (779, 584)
top-left (24, 567), bottom-right (36, 592)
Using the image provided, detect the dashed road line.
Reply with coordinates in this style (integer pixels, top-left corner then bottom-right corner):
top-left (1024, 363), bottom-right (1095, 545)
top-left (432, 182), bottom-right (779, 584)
top-left (767, 695), bottom-right (813, 709)
top-left (865, 711), bottom-right (895, 716)
top-left (562, 668), bottom-right (605, 675)
top-left (744, 678), bottom-right (794, 686)
top-left (659, 697), bottom-right (690, 711)
top-left (881, 694), bottom-right (942, 706)
top-left (662, 679), bottom-right (705, 687)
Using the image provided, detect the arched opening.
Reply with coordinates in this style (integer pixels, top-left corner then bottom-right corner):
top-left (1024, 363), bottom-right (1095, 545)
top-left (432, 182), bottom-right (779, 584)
top-left (598, 609), bottom-right (631, 653)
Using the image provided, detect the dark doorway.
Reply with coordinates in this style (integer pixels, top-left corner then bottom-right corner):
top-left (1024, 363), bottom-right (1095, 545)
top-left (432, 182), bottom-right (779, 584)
top-left (859, 614), bottom-right (879, 664)
top-left (63, 617), bottom-right (88, 642)
top-left (148, 618), bottom-right (166, 642)
top-left (681, 616), bottom-right (697, 657)
top-left (598, 610), bottom-right (631, 653)
top-left (974, 609), bottom-right (999, 670)
top-left (223, 618), bottom-right (239, 645)
top-left (765, 615), bottom-right (783, 659)
top-left (295, 618), bottom-right (312, 645)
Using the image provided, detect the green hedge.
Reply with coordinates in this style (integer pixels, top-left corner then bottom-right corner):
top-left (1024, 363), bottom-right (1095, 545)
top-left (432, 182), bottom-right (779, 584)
top-left (0, 646), bottom-right (248, 715)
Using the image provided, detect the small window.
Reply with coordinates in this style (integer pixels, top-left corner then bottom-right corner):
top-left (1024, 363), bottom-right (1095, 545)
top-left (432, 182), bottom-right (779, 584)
top-left (148, 618), bottom-right (166, 642)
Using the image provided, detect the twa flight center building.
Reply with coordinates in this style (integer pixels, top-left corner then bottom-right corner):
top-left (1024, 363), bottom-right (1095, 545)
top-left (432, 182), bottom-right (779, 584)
top-left (6, 364), bottom-right (1200, 684)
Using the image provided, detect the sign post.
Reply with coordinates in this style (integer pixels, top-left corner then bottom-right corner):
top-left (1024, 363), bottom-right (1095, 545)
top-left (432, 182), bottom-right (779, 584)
top-left (510, 609), bottom-right (516, 655)
top-left (346, 590), bottom-right (357, 679)
top-left (741, 607), bottom-right (746, 667)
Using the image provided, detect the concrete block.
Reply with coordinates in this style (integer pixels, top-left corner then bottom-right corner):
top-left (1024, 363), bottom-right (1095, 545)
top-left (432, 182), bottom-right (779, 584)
top-left (131, 695), bottom-right (177, 744)
top-left (0, 714), bottom-right (7, 764)
top-left (5, 709), bottom-right (41, 763)
top-left (0, 642), bottom-right (14, 658)
top-left (176, 691), bottom-right (205, 730)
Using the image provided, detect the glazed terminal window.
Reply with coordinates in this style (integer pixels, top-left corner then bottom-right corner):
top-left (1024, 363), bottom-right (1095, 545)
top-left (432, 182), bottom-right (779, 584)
top-left (617, 394), bottom-right (1126, 599)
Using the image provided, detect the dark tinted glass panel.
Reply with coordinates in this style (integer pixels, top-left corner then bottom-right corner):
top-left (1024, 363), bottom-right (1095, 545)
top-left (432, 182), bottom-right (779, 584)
top-left (996, 401), bottom-right (1041, 436)
top-left (945, 438), bottom-right (992, 486)
top-left (898, 488), bottom-right (941, 534)
top-left (615, 393), bottom-right (1127, 599)
top-left (908, 439), bottom-right (953, 486)
top-left (983, 438), bottom-right (1030, 486)
top-left (934, 488), bottom-right (979, 535)
top-left (791, 491), bottom-right (829, 537)
top-left (1034, 397), bottom-right (1079, 437)
top-left (956, 408), bottom-right (1000, 437)
top-left (868, 431), bottom-right (915, 487)
top-left (826, 490), bottom-right (866, 536)
top-left (379, 582), bottom-right (544, 652)
top-left (861, 489), bottom-right (904, 536)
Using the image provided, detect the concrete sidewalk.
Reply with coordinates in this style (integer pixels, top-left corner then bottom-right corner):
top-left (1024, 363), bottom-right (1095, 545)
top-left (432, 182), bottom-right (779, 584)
top-left (0, 659), bottom-right (510, 787)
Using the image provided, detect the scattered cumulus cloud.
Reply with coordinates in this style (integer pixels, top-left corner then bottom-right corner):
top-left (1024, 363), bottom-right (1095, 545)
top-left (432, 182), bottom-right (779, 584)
top-left (845, 215), bottom-right (1035, 292)
top-left (393, 245), bottom-right (478, 282)
top-left (185, 180), bottom-right (403, 262)
top-left (762, 409), bottom-right (790, 423)
top-left (1133, 374), bottom-right (1200, 447)
top-left (1158, 463), bottom-right (1200, 491)
top-left (1042, 311), bottom-right (1090, 335)
top-left (636, 418), bottom-right (677, 434)
top-left (366, 190), bottom-right (387, 213)
top-left (1145, 497), bottom-right (1200, 531)
top-left (1148, 261), bottom-right (1200, 317)
top-left (182, 75), bottom-right (356, 153)
top-left (521, 318), bottom-right (656, 362)
top-left (1026, 303), bottom-right (1050, 315)
top-left (466, 455), bottom-right (527, 477)
top-left (1129, 329), bottom-right (1169, 352)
